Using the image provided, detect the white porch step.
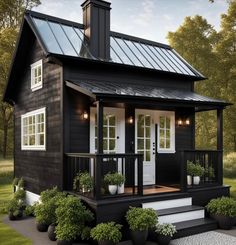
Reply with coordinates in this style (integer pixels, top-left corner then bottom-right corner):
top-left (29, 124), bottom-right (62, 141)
top-left (157, 205), bottom-right (205, 224)
top-left (142, 197), bottom-right (192, 210)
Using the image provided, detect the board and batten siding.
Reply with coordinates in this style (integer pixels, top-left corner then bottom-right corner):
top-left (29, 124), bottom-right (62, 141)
top-left (14, 39), bottom-right (63, 194)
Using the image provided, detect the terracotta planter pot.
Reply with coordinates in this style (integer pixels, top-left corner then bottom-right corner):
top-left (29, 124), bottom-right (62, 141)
top-left (214, 214), bottom-right (235, 230)
top-left (156, 234), bottom-right (172, 245)
top-left (36, 222), bottom-right (49, 232)
top-left (48, 224), bottom-right (57, 241)
top-left (57, 240), bottom-right (72, 245)
top-left (193, 176), bottom-right (200, 185)
top-left (108, 185), bottom-right (117, 195)
top-left (130, 230), bottom-right (148, 245)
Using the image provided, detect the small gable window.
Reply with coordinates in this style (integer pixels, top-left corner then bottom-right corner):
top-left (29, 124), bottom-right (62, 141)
top-left (21, 108), bottom-right (46, 150)
top-left (31, 60), bottom-right (43, 91)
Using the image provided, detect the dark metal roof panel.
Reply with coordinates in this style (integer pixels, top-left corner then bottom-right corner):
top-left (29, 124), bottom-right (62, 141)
top-left (25, 10), bottom-right (204, 79)
top-left (66, 80), bottom-right (229, 106)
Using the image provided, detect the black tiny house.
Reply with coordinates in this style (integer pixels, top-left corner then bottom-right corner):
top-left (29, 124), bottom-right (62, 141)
top-left (4, 0), bottom-right (232, 237)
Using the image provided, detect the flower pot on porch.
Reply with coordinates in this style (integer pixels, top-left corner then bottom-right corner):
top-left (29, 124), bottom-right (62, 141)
top-left (108, 185), bottom-right (117, 195)
top-left (156, 234), bottom-right (172, 245)
top-left (130, 230), bottom-right (148, 245)
top-left (193, 176), bottom-right (200, 185)
top-left (187, 175), bottom-right (192, 185)
top-left (48, 224), bottom-right (57, 241)
top-left (117, 184), bottom-right (124, 194)
top-left (214, 214), bottom-right (235, 230)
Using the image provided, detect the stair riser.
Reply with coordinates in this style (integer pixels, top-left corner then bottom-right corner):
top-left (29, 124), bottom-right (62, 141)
top-left (158, 210), bottom-right (205, 224)
top-left (142, 198), bottom-right (192, 210)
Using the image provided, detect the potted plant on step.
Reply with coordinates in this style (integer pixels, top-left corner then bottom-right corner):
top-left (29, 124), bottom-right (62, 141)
top-left (73, 172), bottom-right (93, 193)
top-left (187, 161), bottom-right (195, 185)
top-left (126, 207), bottom-right (157, 245)
top-left (155, 223), bottom-right (177, 245)
top-left (91, 222), bottom-right (122, 245)
top-left (206, 196), bottom-right (236, 230)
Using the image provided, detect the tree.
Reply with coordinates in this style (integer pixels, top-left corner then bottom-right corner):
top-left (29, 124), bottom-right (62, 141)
top-left (0, 0), bottom-right (41, 158)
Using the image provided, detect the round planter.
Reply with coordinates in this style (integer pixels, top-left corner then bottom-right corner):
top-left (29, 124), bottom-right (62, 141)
top-left (187, 175), bottom-right (192, 186)
top-left (193, 176), bottom-right (200, 185)
top-left (98, 240), bottom-right (116, 245)
top-left (214, 214), bottom-right (235, 230)
top-left (57, 240), bottom-right (72, 245)
top-left (156, 234), bottom-right (172, 245)
top-left (8, 212), bottom-right (16, 221)
top-left (130, 230), bottom-right (148, 245)
top-left (48, 224), bottom-right (57, 241)
top-left (36, 222), bottom-right (49, 232)
top-left (117, 184), bottom-right (124, 194)
top-left (108, 185), bottom-right (117, 195)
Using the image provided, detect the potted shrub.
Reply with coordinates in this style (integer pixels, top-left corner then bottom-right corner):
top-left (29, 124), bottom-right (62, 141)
top-left (187, 161), bottom-right (195, 185)
top-left (206, 196), bottom-right (236, 230)
top-left (14, 189), bottom-right (26, 202)
top-left (12, 177), bottom-right (19, 192)
top-left (81, 226), bottom-right (92, 243)
top-left (104, 172), bottom-right (125, 195)
top-left (73, 172), bottom-right (93, 193)
top-left (24, 204), bottom-right (36, 217)
top-left (91, 222), bottom-right (122, 245)
top-left (55, 195), bottom-right (94, 245)
top-left (7, 198), bottom-right (24, 220)
top-left (126, 207), bottom-right (157, 245)
top-left (155, 223), bottom-right (177, 245)
top-left (192, 162), bottom-right (205, 185)
top-left (116, 173), bottom-right (125, 194)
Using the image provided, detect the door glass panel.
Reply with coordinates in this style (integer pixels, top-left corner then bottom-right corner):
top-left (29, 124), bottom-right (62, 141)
top-left (109, 127), bottom-right (115, 138)
top-left (138, 139), bottom-right (144, 149)
top-left (146, 151), bottom-right (150, 161)
top-left (159, 115), bottom-right (172, 150)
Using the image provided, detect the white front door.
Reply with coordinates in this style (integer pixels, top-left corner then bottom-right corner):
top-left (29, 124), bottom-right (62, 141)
top-left (90, 107), bottom-right (125, 154)
top-left (135, 109), bottom-right (176, 185)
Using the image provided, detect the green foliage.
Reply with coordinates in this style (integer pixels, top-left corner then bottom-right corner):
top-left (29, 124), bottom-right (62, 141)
top-left (224, 152), bottom-right (236, 178)
top-left (7, 198), bottom-right (23, 216)
top-left (90, 222), bottom-right (122, 243)
top-left (155, 223), bottom-right (177, 237)
top-left (14, 189), bottom-right (26, 200)
top-left (24, 205), bottom-right (35, 216)
top-left (126, 207), bottom-right (157, 231)
top-left (206, 196), bottom-right (236, 217)
top-left (187, 161), bottom-right (205, 177)
top-left (12, 177), bottom-right (19, 186)
top-left (104, 172), bottom-right (125, 186)
top-left (73, 172), bottom-right (93, 192)
top-left (206, 166), bottom-right (215, 179)
top-left (35, 188), bottom-right (66, 225)
top-left (81, 226), bottom-right (91, 241)
top-left (18, 178), bottom-right (25, 188)
top-left (55, 195), bottom-right (94, 241)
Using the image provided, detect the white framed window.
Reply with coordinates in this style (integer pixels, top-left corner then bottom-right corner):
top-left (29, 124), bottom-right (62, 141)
top-left (31, 60), bottom-right (43, 91)
top-left (157, 111), bottom-right (175, 153)
top-left (21, 108), bottom-right (46, 150)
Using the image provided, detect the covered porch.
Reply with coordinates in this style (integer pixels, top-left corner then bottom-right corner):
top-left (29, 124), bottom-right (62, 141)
top-left (63, 80), bottom-right (230, 200)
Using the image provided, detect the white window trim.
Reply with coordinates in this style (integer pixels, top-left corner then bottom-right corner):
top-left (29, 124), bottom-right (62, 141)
top-left (157, 111), bottom-right (175, 154)
top-left (31, 59), bottom-right (43, 91)
top-left (21, 107), bottom-right (46, 151)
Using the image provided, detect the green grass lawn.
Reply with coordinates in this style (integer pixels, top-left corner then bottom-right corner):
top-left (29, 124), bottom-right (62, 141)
top-left (224, 177), bottom-right (236, 199)
top-left (0, 158), bottom-right (32, 245)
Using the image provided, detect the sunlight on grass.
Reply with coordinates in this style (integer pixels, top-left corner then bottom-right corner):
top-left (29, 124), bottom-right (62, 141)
top-left (224, 178), bottom-right (236, 199)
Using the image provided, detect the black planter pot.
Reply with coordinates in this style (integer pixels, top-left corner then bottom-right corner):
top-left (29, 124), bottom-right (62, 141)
top-left (214, 214), bottom-right (235, 230)
top-left (98, 240), bottom-right (115, 245)
top-left (130, 230), bottom-right (148, 245)
top-left (8, 212), bottom-right (16, 221)
top-left (156, 234), bottom-right (172, 245)
top-left (48, 224), bottom-right (57, 241)
top-left (57, 240), bottom-right (72, 245)
top-left (36, 222), bottom-right (49, 232)
top-left (17, 210), bottom-right (23, 219)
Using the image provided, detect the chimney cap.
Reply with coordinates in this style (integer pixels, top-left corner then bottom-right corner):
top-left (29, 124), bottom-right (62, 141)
top-left (81, 0), bottom-right (111, 9)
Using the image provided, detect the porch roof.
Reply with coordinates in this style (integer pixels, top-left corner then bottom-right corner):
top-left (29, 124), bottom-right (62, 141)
top-left (65, 80), bottom-right (231, 111)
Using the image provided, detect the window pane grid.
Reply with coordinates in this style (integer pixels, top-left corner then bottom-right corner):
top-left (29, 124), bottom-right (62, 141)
top-left (159, 116), bottom-right (171, 150)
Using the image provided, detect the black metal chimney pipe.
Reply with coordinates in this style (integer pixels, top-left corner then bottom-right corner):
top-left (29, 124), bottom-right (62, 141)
top-left (81, 0), bottom-right (111, 61)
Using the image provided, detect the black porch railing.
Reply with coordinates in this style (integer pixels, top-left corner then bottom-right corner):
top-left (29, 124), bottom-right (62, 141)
top-left (64, 153), bottom-right (143, 200)
top-left (180, 150), bottom-right (222, 191)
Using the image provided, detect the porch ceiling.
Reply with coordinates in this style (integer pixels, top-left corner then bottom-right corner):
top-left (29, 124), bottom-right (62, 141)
top-left (65, 80), bottom-right (231, 111)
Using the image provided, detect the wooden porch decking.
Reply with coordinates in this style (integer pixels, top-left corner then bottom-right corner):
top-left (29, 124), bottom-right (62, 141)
top-left (125, 185), bottom-right (180, 195)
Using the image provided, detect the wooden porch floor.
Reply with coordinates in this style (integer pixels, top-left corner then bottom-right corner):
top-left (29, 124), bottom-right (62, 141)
top-left (125, 185), bottom-right (180, 195)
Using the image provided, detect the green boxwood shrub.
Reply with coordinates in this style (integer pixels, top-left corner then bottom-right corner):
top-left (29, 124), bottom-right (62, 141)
top-left (187, 161), bottom-right (204, 177)
top-left (224, 153), bottom-right (236, 178)
top-left (155, 223), bottom-right (177, 237)
top-left (104, 172), bottom-right (125, 186)
top-left (126, 207), bottom-right (157, 231)
top-left (14, 189), bottom-right (26, 200)
top-left (206, 196), bottom-right (236, 217)
top-left (7, 198), bottom-right (24, 217)
top-left (90, 222), bottom-right (122, 243)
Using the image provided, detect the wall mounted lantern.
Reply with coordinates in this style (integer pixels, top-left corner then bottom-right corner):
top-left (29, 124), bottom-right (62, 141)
top-left (83, 111), bottom-right (88, 120)
top-left (177, 118), bottom-right (190, 126)
top-left (128, 116), bottom-right (134, 124)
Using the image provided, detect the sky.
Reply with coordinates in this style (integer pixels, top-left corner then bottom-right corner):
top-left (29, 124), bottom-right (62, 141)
top-left (33, 0), bottom-right (229, 45)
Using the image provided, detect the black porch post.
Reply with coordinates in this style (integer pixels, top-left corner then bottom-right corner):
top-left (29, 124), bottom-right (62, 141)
top-left (217, 108), bottom-right (223, 186)
top-left (97, 100), bottom-right (103, 154)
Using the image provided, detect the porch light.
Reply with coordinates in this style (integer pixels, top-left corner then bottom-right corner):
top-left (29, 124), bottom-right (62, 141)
top-left (185, 118), bottom-right (190, 125)
top-left (83, 111), bottom-right (88, 120)
top-left (177, 119), bottom-right (183, 126)
top-left (128, 116), bottom-right (134, 124)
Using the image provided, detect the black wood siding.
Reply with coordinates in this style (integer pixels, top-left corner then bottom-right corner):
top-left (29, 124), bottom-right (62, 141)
top-left (14, 39), bottom-right (63, 194)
